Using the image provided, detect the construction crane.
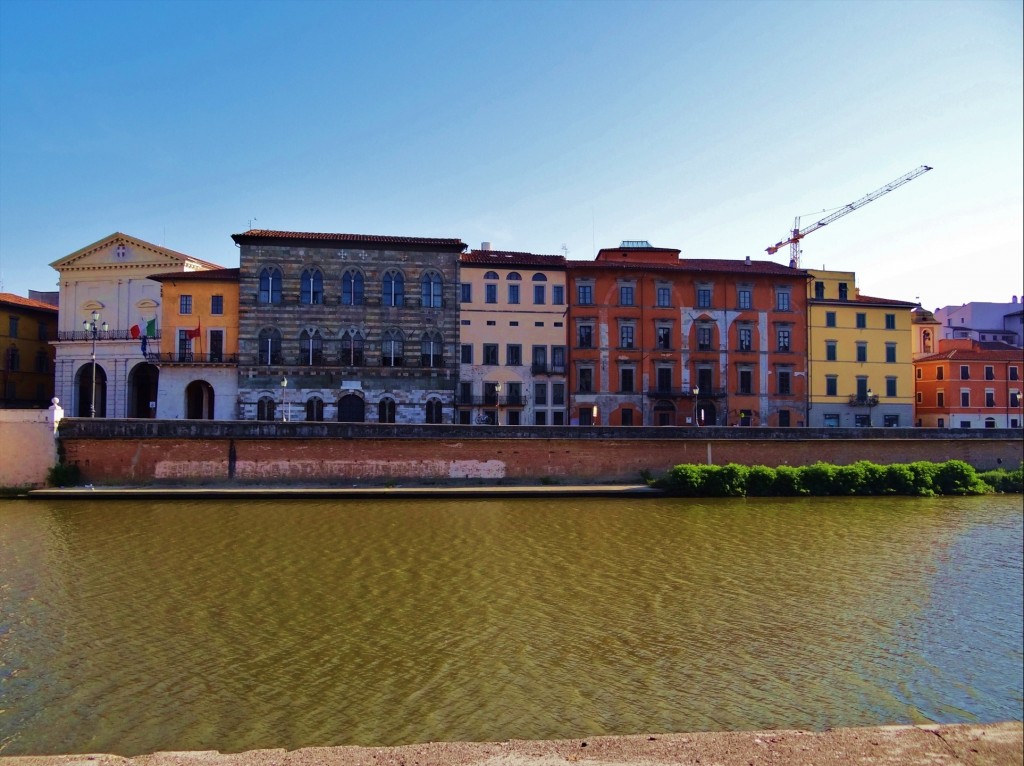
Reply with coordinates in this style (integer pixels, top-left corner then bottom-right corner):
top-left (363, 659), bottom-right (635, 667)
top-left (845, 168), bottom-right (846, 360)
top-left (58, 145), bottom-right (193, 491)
top-left (766, 165), bottom-right (933, 268)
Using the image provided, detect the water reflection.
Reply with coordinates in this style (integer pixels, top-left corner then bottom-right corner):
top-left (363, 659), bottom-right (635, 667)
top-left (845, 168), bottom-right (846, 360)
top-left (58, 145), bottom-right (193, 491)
top-left (1, 495), bottom-right (1021, 756)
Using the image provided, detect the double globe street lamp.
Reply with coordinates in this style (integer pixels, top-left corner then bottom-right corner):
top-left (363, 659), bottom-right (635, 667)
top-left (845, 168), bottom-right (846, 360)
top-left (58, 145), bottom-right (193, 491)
top-left (83, 311), bottom-right (108, 418)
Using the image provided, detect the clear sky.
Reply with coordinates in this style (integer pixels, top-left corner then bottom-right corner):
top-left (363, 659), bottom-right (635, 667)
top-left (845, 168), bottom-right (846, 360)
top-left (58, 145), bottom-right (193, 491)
top-left (1, 0), bottom-right (1021, 311)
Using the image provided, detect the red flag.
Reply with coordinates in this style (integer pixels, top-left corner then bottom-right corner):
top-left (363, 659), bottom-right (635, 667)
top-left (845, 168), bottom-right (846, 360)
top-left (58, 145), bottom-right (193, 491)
top-left (186, 325), bottom-right (201, 340)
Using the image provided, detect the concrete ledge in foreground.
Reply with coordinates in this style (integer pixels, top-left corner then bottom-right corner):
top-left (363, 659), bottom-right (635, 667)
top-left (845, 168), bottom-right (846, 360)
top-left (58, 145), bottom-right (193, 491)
top-left (2, 722), bottom-right (1021, 766)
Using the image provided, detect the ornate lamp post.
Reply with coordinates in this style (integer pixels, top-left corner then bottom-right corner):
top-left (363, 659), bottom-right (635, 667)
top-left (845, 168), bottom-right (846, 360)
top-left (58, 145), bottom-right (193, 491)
top-left (866, 388), bottom-right (878, 427)
top-left (281, 377), bottom-right (288, 422)
top-left (494, 382), bottom-right (502, 426)
top-left (692, 386), bottom-right (700, 426)
top-left (82, 311), bottom-right (108, 418)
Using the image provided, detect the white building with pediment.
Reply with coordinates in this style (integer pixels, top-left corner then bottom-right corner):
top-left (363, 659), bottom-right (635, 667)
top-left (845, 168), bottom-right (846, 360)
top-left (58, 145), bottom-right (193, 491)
top-left (50, 233), bottom-right (225, 418)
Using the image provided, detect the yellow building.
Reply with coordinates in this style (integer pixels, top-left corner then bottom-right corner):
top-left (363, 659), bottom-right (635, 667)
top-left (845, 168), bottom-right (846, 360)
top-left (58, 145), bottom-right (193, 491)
top-left (1, 293), bottom-right (58, 408)
top-left (807, 269), bottom-right (917, 427)
top-left (458, 248), bottom-right (567, 425)
top-left (149, 268), bottom-right (240, 419)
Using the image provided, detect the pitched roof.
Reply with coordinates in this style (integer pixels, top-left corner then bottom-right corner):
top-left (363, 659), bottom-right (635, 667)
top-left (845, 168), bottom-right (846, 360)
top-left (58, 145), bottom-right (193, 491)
top-left (50, 232), bottom-right (225, 271)
top-left (149, 268), bottom-right (240, 282)
top-left (0, 292), bottom-right (59, 313)
top-left (567, 257), bottom-right (806, 276)
top-left (231, 229), bottom-right (466, 251)
top-left (916, 343), bottom-right (1024, 363)
top-left (461, 250), bottom-right (566, 268)
top-left (812, 293), bottom-right (919, 308)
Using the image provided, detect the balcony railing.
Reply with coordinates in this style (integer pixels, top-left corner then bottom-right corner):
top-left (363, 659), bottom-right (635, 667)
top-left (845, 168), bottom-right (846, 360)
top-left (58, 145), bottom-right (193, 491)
top-left (150, 352), bottom-right (239, 365)
top-left (648, 387), bottom-right (728, 399)
top-left (58, 329), bottom-right (162, 342)
top-left (531, 363), bottom-right (567, 376)
top-left (848, 394), bottom-right (880, 407)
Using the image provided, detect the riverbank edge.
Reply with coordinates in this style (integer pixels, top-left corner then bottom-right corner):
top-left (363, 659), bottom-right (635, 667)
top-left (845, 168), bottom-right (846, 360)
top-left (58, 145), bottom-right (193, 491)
top-left (22, 484), bottom-right (661, 499)
top-left (2, 722), bottom-right (1021, 766)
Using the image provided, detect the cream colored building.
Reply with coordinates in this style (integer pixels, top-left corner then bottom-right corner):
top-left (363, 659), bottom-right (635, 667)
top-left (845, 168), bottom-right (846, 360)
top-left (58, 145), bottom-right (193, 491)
top-left (458, 248), bottom-right (567, 425)
top-left (806, 269), bottom-right (917, 427)
top-left (50, 233), bottom-right (224, 418)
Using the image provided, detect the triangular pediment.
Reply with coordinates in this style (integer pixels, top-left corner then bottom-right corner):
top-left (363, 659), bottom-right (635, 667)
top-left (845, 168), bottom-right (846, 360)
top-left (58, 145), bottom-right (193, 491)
top-left (50, 232), bottom-right (223, 273)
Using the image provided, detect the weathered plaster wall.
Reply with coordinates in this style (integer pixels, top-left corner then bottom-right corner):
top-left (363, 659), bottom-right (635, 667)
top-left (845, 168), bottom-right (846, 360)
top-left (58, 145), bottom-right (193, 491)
top-left (0, 407), bottom-right (59, 487)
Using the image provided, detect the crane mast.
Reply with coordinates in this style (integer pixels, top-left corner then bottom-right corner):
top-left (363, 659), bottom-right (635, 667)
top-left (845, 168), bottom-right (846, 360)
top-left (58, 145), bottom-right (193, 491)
top-left (767, 165), bottom-right (933, 267)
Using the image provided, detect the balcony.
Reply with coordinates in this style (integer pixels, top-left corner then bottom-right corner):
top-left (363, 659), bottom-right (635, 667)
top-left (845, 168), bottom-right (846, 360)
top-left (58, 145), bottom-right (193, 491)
top-left (848, 394), bottom-right (880, 407)
top-left (648, 387), bottom-right (727, 399)
top-left (455, 394), bottom-right (525, 407)
top-left (149, 352), bottom-right (239, 365)
top-left (58, 329), bottom-right (162, 342)
top-left (531, 363), bottom-right (567, 376)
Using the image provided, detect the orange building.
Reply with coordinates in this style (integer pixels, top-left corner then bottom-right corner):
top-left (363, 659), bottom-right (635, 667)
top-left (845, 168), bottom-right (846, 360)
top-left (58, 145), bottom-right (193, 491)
top-left (566, 242), bottom-right (808, 427)
top-left (1, 293), bottom-right (58, 408)
top-left (913, 339), bottom-right (1023, 428)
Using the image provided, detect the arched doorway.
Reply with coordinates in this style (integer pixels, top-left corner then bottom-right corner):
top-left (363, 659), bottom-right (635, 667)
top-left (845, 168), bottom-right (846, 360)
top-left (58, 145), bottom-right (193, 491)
top-left (337, 393), bottom-right (365, 423)
top-left (76, 362), bottom-right (107, 417)
top-left (306, 396), bottom-right (324, 421)
top-left (697, 400), bottom-right (717, 426)
top-left (185, 380), bottom-right (215, 419)
top-left (128, 362), bottom-right (160, 418)
top-left (653, 400), bottom-right (675, 427)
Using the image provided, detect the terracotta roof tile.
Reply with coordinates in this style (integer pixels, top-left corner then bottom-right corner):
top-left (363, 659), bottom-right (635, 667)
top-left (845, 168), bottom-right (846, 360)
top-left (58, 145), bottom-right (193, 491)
top-left (149, 268), bottom-right (240, 282)
top-left (461, 250), bottom-right (566, 268)
top-left (0, 292), bottom-right (59, 313)
top-left (916, 344), bottom-right (1024, 362)
top-left (567, 258), bottom-right (805, 276)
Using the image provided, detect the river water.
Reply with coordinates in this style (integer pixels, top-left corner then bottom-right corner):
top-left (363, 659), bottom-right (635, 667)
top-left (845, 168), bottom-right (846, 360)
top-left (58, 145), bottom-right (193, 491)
top-left (0, 494), bottom-right (1021, 756)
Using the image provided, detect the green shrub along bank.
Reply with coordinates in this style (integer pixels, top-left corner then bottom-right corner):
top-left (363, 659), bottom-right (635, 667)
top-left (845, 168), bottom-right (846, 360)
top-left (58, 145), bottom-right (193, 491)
top-left (653, 460), bottom-right (1023, 497)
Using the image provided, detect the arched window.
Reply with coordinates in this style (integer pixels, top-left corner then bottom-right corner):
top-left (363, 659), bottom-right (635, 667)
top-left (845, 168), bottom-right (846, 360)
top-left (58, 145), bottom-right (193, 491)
top-left (532, 273), bottom-right (548, 281)
top-left (507, 272), bottom-right (522, 280)
top-left (258, 267), bottom-right (282, 304)
top-left (484, 271), bottom-right (499, 280)
top-left (342, 269), bottom-right (364, 305)
top-left (421, 271), bottom-right (443, 308)
top-left (257, 396), bottom-right (276, 421)
top-left (382, 329), bottom-right (404, 367)
top-left (257, 328), bottom-right (282, 365)
top-left (299, 328), bottom-right (323, 366)
top-left (337, 393), bottom-right (365, 423)
top-left (383, 270), bottom-right (405, 307)
top-left (426, 398), bottom-right (443, 424)
top-left (378, 397), bottom-right (396, 424)
top-left (340, 330), bottom-right (364, 366)
top-left (306, 396), bottom-right (324, 422)
top-left (421, 331), bottom-right (443, 368)
top-left (300, 268), bottom-right (324, 305)
top-left (922, 330), bottom-right (932, 353)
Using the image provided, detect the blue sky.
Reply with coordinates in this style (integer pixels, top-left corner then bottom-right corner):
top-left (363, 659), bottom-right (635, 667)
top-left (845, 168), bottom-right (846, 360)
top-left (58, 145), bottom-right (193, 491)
top-left (1, 0), bottom-right (1021, 311)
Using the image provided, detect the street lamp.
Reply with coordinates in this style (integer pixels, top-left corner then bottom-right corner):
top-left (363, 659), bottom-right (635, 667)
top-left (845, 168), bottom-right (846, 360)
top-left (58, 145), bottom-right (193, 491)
top-left (692, 386), bottom-right (700, 426)
top-left (866, 388), bottom-right (877, 427)
top-left (82, 311), bottom-right (108, 418)
top-left (494, 382), bottom-right (502, 425)
top-left (281, 377), bottom-right (288, 422)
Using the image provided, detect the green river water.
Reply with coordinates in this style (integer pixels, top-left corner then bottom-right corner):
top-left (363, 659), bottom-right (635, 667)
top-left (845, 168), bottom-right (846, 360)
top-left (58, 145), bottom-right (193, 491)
top-left (0, 494), bottom-right (1021, 756)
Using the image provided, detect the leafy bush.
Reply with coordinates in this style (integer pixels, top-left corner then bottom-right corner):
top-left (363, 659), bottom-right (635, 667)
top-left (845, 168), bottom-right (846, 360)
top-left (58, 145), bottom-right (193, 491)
top-left (906, 461), bottom-right (942, 496)
top-left (47, 461), bottom-right (81, 488)
top-left (746, 465), bottom-right (778, 496)
top-left (934, 460), bottom-right (989, 495)
top-left (703, 464), bottom-right (749, 497)
top-left (800, 463), bottom-right (837, 495)
top-left (979, 464), bottom-right (1024, 493)
top-left (832, 463), bottom-right (868, 495)
top-left (882, 463), bottom-right (918, 495)
top-left (773, 465), bottom-right (807, 495)
top-left (655, 464), bottom-right (705, 496)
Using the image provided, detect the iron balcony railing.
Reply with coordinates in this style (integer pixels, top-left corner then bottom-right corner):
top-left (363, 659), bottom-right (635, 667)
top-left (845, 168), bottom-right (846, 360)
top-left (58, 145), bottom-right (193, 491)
top-left (148, 352), bottom-right (240, 365)
top-left (531, 363), bottom-right (568, 376)
top-left (58, 329), bottom-right (162, 342)
top-left (848, 394), bottom-right (880, 407)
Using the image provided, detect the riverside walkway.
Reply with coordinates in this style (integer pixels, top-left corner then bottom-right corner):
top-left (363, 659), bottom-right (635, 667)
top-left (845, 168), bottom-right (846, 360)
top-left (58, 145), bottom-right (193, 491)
top-left (2, 723), bottom-right (1021, 766)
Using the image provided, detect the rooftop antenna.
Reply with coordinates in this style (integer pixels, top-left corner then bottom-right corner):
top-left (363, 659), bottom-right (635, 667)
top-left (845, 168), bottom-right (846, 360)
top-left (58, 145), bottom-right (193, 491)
top-left (248, 217), bottom-right (258, 231)
top-left (561, 243), bottom-right (569, 257)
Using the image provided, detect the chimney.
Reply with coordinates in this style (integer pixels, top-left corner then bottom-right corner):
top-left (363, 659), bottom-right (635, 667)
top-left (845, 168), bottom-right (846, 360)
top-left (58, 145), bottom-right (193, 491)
top-left (745, 255), bottom-right (751, 266)
top-left (481, 241), bottom-right (491, 251)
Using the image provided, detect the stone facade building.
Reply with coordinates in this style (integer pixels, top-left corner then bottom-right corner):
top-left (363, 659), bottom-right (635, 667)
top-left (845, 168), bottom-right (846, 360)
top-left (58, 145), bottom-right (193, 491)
top-left (232, 230), bottom-right (466, 423)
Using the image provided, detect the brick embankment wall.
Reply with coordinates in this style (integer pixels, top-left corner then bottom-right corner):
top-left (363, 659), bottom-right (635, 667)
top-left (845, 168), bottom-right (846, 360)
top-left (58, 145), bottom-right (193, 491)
top-left (55, 420), bottom-right (1024, 486)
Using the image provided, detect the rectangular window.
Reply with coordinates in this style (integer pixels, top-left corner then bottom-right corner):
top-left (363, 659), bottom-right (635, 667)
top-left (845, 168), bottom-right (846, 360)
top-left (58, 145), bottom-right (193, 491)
top-left (657, 326), bottom-right (672, 349)
top-left (508, 284), bottom-right (520, 304)
top-left (738, 289), bottom-right (752, 310)
top-left (8, 316), bottom-right (19, 337)
top-left (620, 368), bottom-right (635, 392)
top-left (960, 365), bottom-right (970, 380)
top-left (739, 327), bottom-right (752, 351)
top-left (985, 366), bottom-right (995, 380)
top-left (697, 288), bottom-right (712, 308)
top-left (697, 326), bottom-right (713, 351)
top-left (886, 377), bottom-right (897, 397)
top-left (838, 283), bottom-right (849, 300)
top-left (885, 343), bottom-right (896, 363)
top-left (856, 313), bottom-right (866, 328)
top-left (552, 383), bottom-right (565, 405)
top-left (460, 344), bottom-right (473, 364)
top-left (180, 295), bottom-right (193, 314)
top-left (1010, 391), bottom-right (1020, 407)
top-left (535, 411), bottom-right (547, 425)
top-left (38, 322), bottom-right (48, 341)
top-left (534, 382), bottom-right (548, 405)
top-left (856, 342), bottom-right (867, 362)
top-left (506, 344), bottom-right (522, 366)
top-left (532, 345), bottom-right (547, 370)
top-left (578, 368), bottom-right (593, 393)
top-left (739, 369), bottom-right (753, 395)
top-left (916, 367), bottom-right (922, 379)
top-left (777, 329), bottom-right (791, 352)
top-left (177, 329), bottom-right (192, 362)
top-left (551, 346), bottom-right (566, 372)
top-left (814, 281), bottom-right (825, 299)
top-left (776, 291), bottom-right (790, 311)
top-left (483, 344), bottom-right (498, 365)
top-left (985, 390), bottom-right (995, 407)
top-left (778, 370), bottom-right (791, 395)
top-left (657, 286), bottom-right (671, 307)
top-left (619, 285), bottom-right (635, 306)
top-left (937, 367), bottom-right (944, 380)
top-left (885, 313), bottom-right (896, 329)
top-left (577, 325), bottom-right (593, 348)
top-left (209, 330), bottom-right (224, 363)
top-left (826, 376), bottom-right (837, 396)
top-left (856, 377), bottom-right (868, 398)
top-left (779, 410), bottom-right (791, 427)
top-left (826, 341), bottom-right (837, 361)
top-left (961, 390), bottom-right (970, 407)
top-left (657, 368), bottom-right (672, 391)
top-left (620, 325), bottom-right (635, 349)
top-left (211, 295), bottom-right (224, 315)
top-left (825, 311), bottom-right (836, 328)
top-left (1011, 367), bottom-right (1019, 381)
top-left (577, 284), bottom-right (593, 305)
top-left (485, 284), bottom-right (497, 304)
top-left (506, 382), bottom-right (522, 406)
top-left (460, 283), bottom-right (472, 303)
top-left (533, 285), bottom-right (545, 304)
top-left (552, 285), bottom-right (565, 305)
top-left (917, 391), bottom-right (923, 403)
top-left (621, 409), bottom-right (634, 426)
top-left (937, 391), bottom-right (945, 407)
